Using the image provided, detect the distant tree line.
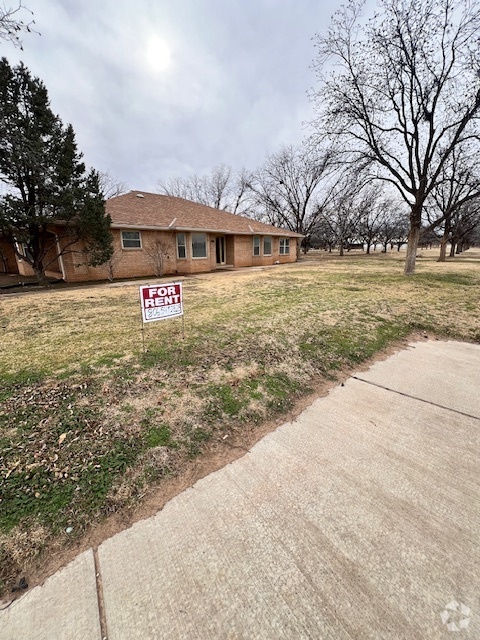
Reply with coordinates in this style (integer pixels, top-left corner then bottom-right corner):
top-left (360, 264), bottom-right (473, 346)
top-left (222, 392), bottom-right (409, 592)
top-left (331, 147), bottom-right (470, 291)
top-left (158, 142), bottom-right (480, 261)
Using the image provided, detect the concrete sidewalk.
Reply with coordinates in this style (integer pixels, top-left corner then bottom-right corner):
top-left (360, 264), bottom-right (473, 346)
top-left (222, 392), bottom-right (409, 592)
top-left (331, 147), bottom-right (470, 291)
top-left (1, 340), bottom-right (479, 639)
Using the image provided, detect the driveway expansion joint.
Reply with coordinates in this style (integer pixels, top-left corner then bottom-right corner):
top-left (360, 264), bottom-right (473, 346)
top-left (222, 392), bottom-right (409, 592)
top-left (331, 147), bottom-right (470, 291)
top-left (352, 375), bottom-right (480, 421)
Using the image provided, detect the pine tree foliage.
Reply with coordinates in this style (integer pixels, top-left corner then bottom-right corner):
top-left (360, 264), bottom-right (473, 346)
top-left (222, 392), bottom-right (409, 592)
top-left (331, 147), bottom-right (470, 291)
top-left (0, 58), bottom-right (112, 281)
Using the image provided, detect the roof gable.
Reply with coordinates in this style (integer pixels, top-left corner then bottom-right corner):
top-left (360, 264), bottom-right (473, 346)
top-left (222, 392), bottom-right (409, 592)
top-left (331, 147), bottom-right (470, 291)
top-left (106, 191), bottom-right (303, 237)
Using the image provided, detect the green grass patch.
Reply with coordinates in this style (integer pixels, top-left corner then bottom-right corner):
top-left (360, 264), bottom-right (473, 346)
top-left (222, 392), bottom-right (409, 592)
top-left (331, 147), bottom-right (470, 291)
top-left (264, 373), bottom-right (302, 412)
top-left (145, 424), bottom-right (173, 448)
top-left (413, 272), bottom-right (479, 286)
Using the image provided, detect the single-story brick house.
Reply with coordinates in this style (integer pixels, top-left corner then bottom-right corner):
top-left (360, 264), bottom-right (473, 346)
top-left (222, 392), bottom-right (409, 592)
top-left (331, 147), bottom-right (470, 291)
top-left (1, 191), bottom-right (303, 282)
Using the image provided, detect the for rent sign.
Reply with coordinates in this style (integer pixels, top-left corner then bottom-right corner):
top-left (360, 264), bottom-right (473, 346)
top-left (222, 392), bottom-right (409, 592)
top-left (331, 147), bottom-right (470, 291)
top-left (139, 282), bottom-right (183, 323)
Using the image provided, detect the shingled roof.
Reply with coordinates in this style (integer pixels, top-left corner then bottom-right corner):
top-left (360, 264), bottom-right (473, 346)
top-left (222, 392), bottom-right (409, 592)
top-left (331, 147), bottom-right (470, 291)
top-left (106, 191), bottom-right (303, 237)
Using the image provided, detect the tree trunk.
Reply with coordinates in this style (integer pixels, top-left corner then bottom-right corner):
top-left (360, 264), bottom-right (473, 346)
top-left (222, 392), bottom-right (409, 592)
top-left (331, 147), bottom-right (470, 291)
top-left (366, 243), bottom-right (371, 254)
top-left (339, 241), bottom-right (344, 257)
top-left (449, 242), bottom-right (456, 257)
top-left (0, 251), bottom-right (7, 273)
top-left (404, 221), bottom-right (421, 275)
top-left (438, 233), bottom-right (448, 262)
top-left (34, 266), bottom-right (49, 286)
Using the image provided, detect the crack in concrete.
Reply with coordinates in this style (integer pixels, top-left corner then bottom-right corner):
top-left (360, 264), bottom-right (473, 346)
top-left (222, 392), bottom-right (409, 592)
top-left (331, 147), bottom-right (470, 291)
top-left (352, 376), bottom-right (480, 422)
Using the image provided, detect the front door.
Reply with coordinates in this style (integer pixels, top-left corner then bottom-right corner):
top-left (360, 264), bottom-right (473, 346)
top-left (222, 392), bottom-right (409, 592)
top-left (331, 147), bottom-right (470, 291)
top-left (215, 236), bottom-right (226, 265)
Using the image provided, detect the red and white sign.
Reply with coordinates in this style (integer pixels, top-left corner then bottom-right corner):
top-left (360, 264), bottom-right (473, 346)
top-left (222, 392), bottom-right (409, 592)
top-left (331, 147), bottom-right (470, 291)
top-left (139, 282), bottom-right (183, 323)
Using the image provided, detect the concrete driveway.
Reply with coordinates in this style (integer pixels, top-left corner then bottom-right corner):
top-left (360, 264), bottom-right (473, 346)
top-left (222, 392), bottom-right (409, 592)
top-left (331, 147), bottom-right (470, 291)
top-left (1, 340), bottom-right (479, 639)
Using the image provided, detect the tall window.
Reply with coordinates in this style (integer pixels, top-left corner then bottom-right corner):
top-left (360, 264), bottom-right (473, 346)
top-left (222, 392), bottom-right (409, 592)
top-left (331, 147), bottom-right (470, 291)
top-left (263, 236), bottom-right (272, 256)
top-left (177, 233), bottom-right (187, 259)
top-left (279, 238), bottom-right (290, 255)
top-left (191, 232), bottom-right (207, 258)
top-left (253, 236), bottom-right (260, 256)
top-left (121, 231), bottom-right (142, 249)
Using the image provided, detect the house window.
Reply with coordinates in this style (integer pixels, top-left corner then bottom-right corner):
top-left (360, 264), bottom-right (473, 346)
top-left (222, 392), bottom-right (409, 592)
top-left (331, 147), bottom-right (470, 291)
top-left (253, 236), bottom-right (260, 256)
top-left (191, 232), bottom-right (207, 258)
top-left (263, 236), bottom-right (272, 256)
top-left (121, 231), bottom-right (142, 249)
top-left (177, 233), bottom-right (187, 259)
top-left (17, 242), bottom-right (33, 262)
top-left (279, 238), bottom-right (290, 255)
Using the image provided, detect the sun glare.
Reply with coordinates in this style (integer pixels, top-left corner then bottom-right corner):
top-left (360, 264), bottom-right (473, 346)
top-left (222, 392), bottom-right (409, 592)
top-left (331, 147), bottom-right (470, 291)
top-left (145, 37), bottom-right (171, 73)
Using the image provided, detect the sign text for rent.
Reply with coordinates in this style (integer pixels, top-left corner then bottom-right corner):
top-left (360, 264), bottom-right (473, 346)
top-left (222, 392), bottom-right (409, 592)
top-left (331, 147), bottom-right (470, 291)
top-left (139, 282), bottom-right (183, 323)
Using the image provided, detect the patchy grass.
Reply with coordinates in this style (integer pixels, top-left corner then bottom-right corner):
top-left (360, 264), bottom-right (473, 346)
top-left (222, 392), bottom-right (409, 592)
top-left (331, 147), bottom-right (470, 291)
top-left (1, 248), bottom-right (480, 591)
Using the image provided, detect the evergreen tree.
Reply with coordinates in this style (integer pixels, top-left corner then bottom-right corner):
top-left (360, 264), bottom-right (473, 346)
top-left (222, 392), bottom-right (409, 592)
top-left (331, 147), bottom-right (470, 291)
top-left (0, 57), bottom-right (113, 283)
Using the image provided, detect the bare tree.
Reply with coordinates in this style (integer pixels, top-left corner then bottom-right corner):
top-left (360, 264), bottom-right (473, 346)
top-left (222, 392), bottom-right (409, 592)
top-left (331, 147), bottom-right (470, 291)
top-left (105, 250), bottom-right (123, 282)
top-left (247, 144), bottom-right (334, 254)
top-left (0, 2), bottom-right (36, 49)
top-left (311, 0), bottom-right (480, 274)
top-left (158, 164), bottom-right (254, 216)
top-left (355, 185), bottom-right (387, 254)
top-left (426, 145), bottom-right (480, 261)
top-left (145, 238), bottom-right (170, 277)
top-left (376, 204), bottom-right (407, 253)
top-left (317, 176), bottom-right (363, 256)
top-left (98, 171), bottom-right (128, 200)
top-left (448, 201), bottom-right (480, 255)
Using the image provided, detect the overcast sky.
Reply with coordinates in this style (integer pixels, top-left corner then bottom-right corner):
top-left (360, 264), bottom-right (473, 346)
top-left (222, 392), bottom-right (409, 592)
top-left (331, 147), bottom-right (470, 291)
top-left (5, 0), bottom-right (361, 192)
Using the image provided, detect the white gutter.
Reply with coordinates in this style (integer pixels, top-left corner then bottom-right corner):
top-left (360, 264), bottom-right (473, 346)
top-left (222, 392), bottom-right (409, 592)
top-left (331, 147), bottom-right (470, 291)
top-left (110, 223), bottom-right (303, 237)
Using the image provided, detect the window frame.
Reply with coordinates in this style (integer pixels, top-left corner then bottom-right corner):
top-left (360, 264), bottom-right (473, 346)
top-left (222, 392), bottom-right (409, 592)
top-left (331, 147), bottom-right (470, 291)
top-left (279, 238), bottom-right (290, 255)
top-left (253, 236), bottom-right (261, 256)
top-left (191, 232), bottom-right (208, 259)
top-left (177, 233), bottom-right (187, 259)
top-left (263, 236), bottom-right (272, 256)
top-left (16, 242), bottom-right (33, 262)
top-left (121, 230), bottom-right (142, 250)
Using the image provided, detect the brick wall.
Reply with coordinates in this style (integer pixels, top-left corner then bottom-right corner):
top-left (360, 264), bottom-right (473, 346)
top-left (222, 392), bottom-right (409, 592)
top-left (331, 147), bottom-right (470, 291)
top-left (60, 231), bottom-right (177, 282)
top-left (0, 239), bottom-right (19, 274)
top-left (59, 229), bottom-right (299, 283)
top-left (232, 235), bottom-right (297, 267)
top-left (16, 258), bottom-right (34, 277)
top-left (43, 236), bottom-right (62, 275)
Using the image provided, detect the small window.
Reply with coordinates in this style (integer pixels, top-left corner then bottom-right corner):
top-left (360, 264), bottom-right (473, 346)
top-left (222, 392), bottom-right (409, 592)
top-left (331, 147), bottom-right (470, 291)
top-left (263, 236), bottom-right (272, 256)
top-left (192, 232), bottom-right (207, 258)
top-left (253, 236), bottom-right (260, 256)
top-left (177, 233), bottom-right (187, 259)
top-left (279, 238), bottom-right (290, 255)
top-left (121, 231), bottom-right (142, 249)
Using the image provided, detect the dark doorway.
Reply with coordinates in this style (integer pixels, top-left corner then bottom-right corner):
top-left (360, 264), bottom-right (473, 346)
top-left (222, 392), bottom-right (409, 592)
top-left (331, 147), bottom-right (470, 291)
top-left (215, 236), bottom-right (226, 265)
